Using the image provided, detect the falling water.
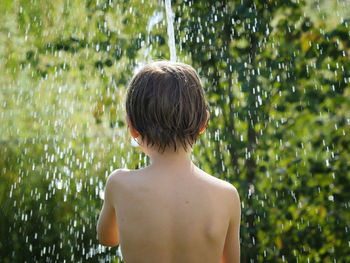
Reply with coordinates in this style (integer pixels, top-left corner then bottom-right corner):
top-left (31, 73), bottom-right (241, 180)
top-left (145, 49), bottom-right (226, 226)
top-left (164, 0), bottom-right (176, 62)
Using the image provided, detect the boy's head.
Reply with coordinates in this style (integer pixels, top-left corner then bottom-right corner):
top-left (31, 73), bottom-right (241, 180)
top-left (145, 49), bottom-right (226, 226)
top-left (126, 61), bottom-right (209, 152)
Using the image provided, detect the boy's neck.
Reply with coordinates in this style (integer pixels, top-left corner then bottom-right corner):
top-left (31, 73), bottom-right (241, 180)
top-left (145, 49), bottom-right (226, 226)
top-left (147, 146), bottom-right (193, 170)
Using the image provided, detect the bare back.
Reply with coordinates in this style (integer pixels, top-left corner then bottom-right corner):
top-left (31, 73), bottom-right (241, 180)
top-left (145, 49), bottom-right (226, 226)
top-left (106, 164), bottom-right (240, 263)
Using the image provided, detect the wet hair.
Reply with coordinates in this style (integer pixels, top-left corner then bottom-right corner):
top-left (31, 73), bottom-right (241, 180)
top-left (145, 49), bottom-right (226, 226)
top-left (126, 61), bottom-right (208, 152)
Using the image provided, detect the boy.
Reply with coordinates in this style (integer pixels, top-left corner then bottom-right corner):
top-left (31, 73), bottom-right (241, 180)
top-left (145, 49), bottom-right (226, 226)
top-left (97, 61), bottom-right (241, 263)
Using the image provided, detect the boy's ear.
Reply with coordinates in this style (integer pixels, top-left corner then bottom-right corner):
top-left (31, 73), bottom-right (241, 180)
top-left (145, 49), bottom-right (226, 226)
top-left (125, 115), bottom-right (140, 138)
top-left (199, 110), bottom-right (210, 134)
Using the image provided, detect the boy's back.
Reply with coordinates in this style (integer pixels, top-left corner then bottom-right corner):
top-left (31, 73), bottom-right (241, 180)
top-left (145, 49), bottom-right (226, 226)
top-left (104, 159), bottom-right (240, 263)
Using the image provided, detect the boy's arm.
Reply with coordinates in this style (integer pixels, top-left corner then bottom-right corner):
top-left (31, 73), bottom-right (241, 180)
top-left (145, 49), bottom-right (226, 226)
top-left (97, 172), bottom-right (120, 246)
top-left (221, 186), bottom-right (241, 263)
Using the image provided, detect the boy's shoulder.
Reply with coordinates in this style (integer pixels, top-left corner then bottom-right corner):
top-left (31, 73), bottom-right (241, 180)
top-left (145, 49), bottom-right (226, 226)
top-left (110, 168), bottom-right (131, 176)
top-left (106, 168), bottom-right (131, 184)
top-left (105, 168), bottom-right (145, 188)
top-left (104, 169), bottom-right (134, 198)
top-left (198, 168), bottom-right (240, 201)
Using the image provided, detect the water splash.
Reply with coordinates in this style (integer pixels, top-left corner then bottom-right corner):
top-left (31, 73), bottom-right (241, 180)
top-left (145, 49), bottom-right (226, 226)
top-left (146, 11), bottom-right (163, 32)
top-left (164, 0), bottom-right (176, 62)
top-left (134, 11), bottom-right (163, 75)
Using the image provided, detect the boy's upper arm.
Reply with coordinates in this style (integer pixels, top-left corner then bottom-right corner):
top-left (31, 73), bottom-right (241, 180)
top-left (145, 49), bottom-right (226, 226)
top-left (221, 184), bottom-right (241, 263)
top-left (97, 169), bottom-right (125, 247)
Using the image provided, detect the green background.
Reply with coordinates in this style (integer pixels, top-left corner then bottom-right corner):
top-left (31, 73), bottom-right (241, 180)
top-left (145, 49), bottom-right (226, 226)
top-left (1, 0), bottom-right (350, 262)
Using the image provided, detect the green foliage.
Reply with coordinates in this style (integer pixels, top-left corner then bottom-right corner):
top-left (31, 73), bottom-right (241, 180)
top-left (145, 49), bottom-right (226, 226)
top-left (1, 0), bottom-right (349, 262)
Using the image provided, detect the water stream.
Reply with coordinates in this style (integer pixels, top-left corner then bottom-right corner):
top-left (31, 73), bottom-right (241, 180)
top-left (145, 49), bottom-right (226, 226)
top-left (164, 0), bottom-right (177, 62)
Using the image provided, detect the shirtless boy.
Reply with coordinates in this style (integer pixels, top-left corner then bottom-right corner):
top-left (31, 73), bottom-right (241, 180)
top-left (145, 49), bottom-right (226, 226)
top-left (97, 61), bottom-right (241, 263)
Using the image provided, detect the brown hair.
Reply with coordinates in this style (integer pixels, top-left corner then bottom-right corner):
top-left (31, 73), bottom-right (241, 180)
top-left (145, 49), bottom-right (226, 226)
top-left (126, 61), bottom-right (208, 152)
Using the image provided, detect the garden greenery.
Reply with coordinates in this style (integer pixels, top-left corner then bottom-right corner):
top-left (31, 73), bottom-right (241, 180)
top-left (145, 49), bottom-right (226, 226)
top-left (1, 0), bottom-right (349, 262)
